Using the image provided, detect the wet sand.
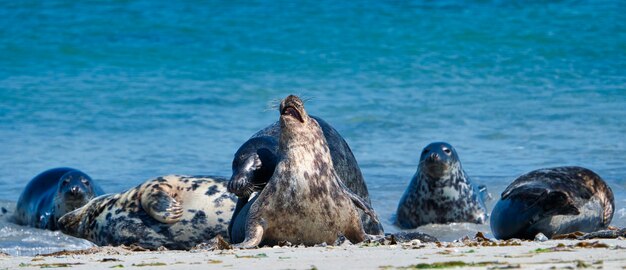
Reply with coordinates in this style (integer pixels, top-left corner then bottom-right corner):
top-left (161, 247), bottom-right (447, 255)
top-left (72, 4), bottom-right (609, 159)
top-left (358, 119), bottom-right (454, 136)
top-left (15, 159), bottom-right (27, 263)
top-left (2, 238), bottom-right (625, 270)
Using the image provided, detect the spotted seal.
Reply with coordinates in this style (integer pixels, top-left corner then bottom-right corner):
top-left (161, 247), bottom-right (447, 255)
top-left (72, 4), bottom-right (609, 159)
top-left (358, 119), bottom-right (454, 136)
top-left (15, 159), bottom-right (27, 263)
top-left (490, 166), bottom-right (614, 240)
top-left (228, 113), bottom-right (381, 235)
top-left (396, 142), bottom-right (489, 228)
top-left (13, 167), bottom-right (104, 230)
top-left (230, 95), bottom-right (383, 248)
top-left (58, 175), bottom-right (236, 250)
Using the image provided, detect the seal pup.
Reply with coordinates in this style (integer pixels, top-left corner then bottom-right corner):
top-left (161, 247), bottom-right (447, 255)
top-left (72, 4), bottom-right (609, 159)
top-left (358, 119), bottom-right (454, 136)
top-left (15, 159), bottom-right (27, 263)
top-left (396, 142), bottom-right (489, 229)
top-left (228, 108), bottom-right (382, 235)
top-left (14, 167), bottom-right (104, 230)
top-left (58, 175), bottom-right (236, 250)
top-left (231, 95), bottom-right (382, 248)
top-left (490, 166), bottom-right (614, 240)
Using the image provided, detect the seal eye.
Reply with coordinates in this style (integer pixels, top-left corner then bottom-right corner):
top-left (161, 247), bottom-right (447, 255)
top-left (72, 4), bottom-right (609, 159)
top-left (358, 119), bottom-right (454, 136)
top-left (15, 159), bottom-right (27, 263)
top-left (62, 179), bottom-right (70, 186)
top-left (82, 179), bottom-right (90, 186)
top-left (422, 149), bottom-right (429, 155)
top-left (443, 148), bottom-right (452, 155)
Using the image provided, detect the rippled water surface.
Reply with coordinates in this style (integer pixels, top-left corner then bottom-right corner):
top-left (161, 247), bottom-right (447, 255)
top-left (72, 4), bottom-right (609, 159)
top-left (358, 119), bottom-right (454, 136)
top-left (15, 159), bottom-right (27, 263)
top-left (1, 0), bottom-right (625, 256)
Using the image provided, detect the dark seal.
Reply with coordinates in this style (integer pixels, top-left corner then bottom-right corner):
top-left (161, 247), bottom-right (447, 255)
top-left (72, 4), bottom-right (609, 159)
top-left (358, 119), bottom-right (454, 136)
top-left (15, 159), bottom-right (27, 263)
top-left (58, 175), bottom-right (236, 250)
top-left (396, 142), bottom-right (489, 229)
top-left (490, 166), bottom-right (614, 240)
top-left (228, 106), bottom-right (381, 235)
top-left (230, 95), bottom-right (383, 248)
top-left (13, 167), bottom-right (104, 230)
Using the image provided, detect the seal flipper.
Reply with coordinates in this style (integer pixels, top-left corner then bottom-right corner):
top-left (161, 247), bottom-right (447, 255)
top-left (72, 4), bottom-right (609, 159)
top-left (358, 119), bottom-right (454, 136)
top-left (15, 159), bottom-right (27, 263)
top-left (503, 186), bottom-right (579, 216)
top-left (477, 184), bottom-right (492, 202)
top-left (334, 173), bottom-right (384, 235)
top-left (492, 189), bottom-right (580, 240)
top-left (38, 213), bottom-right (53, 230)
top-left (232, 217), bottom-right (266, 249)
top-left (141, 186), bottom-right (184, 224)
top-left (228, 196), bottom-right (249, 242)
top-left (540, 191), bottom-right (579, 216)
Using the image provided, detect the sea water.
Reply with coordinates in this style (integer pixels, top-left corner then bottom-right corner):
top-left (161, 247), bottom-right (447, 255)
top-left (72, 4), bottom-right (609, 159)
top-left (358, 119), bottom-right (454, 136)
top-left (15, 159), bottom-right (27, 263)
top-left (1, 0), bottom-right (625, 256)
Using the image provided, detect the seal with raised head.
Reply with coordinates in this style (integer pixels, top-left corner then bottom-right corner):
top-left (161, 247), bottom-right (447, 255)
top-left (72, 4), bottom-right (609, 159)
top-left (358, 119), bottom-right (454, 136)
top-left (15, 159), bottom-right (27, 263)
top-left (396, 142), bottom-right (489, 229)
top-left (230, 95), bottom-right (383, 248)
top-left (228, 108), bottom-right (381, 235)
top-left (14, 167), bottom-right (105, 230)
top-left (58, 175), bottom-right (236, 250)
top-left (490, 166), bottom-right (614, 240)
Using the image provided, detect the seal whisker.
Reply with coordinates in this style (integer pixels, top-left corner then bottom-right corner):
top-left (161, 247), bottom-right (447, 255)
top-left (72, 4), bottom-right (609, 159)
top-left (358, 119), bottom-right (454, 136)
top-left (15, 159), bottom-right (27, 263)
top-left (299, 95), bottom-right (314, 104)
top-left (265, 98), bottom-right (282, 112)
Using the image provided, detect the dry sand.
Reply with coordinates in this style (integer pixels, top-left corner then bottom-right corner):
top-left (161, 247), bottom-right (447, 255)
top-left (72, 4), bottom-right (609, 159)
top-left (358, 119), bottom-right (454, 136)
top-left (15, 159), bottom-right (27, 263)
top-left (1, 238), bottom-right (625, 270)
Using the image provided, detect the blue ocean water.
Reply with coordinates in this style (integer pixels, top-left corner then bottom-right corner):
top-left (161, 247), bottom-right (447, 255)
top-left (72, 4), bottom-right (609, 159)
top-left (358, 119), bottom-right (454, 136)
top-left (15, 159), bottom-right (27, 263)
top-left (1, 0), bottom-right (625, 255)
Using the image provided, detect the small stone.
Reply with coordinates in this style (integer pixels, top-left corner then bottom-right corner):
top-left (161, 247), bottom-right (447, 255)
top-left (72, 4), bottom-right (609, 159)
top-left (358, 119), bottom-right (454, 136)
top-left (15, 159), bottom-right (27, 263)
top-left (334, 235), bottom-right (351, 246)
top-left (534, 233), bottom-right (548, 242)
top-left (277, 240), bottom-right (293, 247)
top-left (191, 235), bottom-right (232, 251)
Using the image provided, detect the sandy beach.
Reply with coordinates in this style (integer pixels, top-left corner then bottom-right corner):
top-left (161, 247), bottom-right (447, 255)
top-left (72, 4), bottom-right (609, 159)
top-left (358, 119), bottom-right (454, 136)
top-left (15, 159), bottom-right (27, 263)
top-left (1, 1), bottom-right (625, 269)
top-left (2, 237), bottom-right (625, 270)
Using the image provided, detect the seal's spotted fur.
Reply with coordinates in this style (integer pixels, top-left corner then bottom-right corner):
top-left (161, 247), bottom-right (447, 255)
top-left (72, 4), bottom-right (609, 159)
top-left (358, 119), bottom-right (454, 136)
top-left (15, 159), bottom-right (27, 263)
top-left (228, 114), bottom-right (380, 234)
top-left (245, 116), bottom-right (370, 200)
top-left (396, 142), bottom-right (488, 228)
top-left (58, 175), bottom-right (236, 250)
top-left (231, 95), bottom-right (382, 248)
top-left (491, 166), bottom-right (614, 239)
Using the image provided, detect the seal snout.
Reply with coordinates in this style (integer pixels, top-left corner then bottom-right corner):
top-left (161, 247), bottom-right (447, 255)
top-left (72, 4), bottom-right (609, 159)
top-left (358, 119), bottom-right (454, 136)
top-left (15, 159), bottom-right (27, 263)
top-left (70, 186), bottom-right (81, 196)
top-left (420, 142), bottom-right (458, 179)
top-left (64, 183), bottom-right (87, 200)
top-left (279, 95), bottom-right (306, 123)
top-left (281, 106), bottom-right (303, 122)
top-left (427, 152), bottom-right (440, 161)
top-left (228, 176), bottom-right (250, 197)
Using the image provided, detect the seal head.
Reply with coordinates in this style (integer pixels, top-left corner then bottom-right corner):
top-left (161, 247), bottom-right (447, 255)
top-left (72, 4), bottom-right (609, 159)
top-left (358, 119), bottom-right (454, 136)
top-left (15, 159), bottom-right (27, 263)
top-left (490, 166), bottom-right (614, 240)
top-left (13, 167), bottom-right (104, 230)
top-left (54, 171), bottom-right (102, 221)
top-left (279, 95), bottom-right (309, 143)
top-left (421, 142), bottom-right (459, 180)
top-left (396, 142), bottom-right (489, 229)
top-left (228, 136), bottom-right (278, 198)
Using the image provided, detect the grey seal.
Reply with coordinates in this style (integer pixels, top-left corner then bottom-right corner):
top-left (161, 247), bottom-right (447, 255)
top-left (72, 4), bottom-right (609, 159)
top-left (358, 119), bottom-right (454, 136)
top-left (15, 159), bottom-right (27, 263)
top-left (490, 166), bottom-right (614, 240)
top-left (230, 95), bottom-right (383, 248)
top-left (14, 167), bottom-right (104, 230)
top-left (396, 142), bottom-right (489, 228)
top-left (58, 175), bottom-right (236, 250)
top-left (228, 109), bottom-right (381, 235)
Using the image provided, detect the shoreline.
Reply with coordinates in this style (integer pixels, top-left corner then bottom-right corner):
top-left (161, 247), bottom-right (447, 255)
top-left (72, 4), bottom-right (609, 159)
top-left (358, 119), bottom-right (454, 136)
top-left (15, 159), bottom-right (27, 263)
top-left (2, 238), bottom-right (625, 270)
